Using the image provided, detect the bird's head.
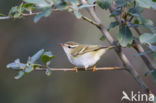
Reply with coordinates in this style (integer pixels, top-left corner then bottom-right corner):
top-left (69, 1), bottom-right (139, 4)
top-left (60, 41), bottom-right (79, 55)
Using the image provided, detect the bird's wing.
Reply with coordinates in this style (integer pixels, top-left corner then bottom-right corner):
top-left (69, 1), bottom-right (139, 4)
top-left (71, 45), bottom-right (106, 57)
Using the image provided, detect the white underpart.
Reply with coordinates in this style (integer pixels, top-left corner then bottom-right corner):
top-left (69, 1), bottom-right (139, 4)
top-left (63, 47), bottom-right (106, 69)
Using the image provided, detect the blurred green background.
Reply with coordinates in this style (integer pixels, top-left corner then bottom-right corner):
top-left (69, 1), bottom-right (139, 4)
top-left (0, 0), bottom-right (156, 103)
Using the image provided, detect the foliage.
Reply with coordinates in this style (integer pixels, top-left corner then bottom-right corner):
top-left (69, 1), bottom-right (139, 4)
top-left (7, 49), bottom-right (55, 79)
top-left (1, 0), bottom-right (156, 81)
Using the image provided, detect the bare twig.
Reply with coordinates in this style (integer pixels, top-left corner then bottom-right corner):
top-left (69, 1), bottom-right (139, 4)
top-left (34, 67), bottom-right (125, 72)
top-left (82, 16), bottom-right (100, 28)
top-left (81, 0), bottom-right (150, 94)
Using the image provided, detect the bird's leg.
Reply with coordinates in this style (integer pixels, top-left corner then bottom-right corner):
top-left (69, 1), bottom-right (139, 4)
top-left (92, 65), bottom-right (96, 72)
top-left (74, 67), bottom-right (78, 72)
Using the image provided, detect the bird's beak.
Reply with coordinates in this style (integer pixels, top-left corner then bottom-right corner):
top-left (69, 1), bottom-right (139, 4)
top-left (60, 43), bottom-right (64, 47)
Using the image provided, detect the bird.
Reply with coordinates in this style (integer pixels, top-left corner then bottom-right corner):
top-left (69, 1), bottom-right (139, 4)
top-left (60, 41), bottom-right (115, 72)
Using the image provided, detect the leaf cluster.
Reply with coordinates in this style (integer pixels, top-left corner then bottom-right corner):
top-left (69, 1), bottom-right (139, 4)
top-left (7, 49), bottom-right (55, 79)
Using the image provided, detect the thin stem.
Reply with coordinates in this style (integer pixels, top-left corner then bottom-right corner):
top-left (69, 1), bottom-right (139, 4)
top-left (34, 67), bottom-right (125, 72)
top-left (0, 16), bottom-right (10, 20)
top-left (0, 9), bottom-right (61, 20)
top-left (81, 16), bottom-right (100, 28)
top-left (133, 40), bottom-right (155, 71)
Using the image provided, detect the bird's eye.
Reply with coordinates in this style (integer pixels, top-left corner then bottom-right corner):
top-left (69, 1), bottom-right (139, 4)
top-left (68, 46), bottom-right (71, 48)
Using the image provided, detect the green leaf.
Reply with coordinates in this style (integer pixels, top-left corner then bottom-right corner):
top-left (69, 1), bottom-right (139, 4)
top-left (71, 2), bottom-right (82, 19)
top-left (111, 8), bottom-right (121, 16)
top-left (87, 0), bottom-right (96, 4)
top-left (117, 25), bottom-right (133, 47)
top-left (136, 0), bottom-right (156, 10)
top-left (23, 3), bottom-right (36, 11)
top-left (128, 6), bottom-right (143, 14)
top-left (74, 10), bottom-right (82, 19)
top-left (23, 0), bottom-right (53, 8)
top-left (34, 8), bottom-right (52, 23)
top-left (108, 21), bottom-right (119, 30)
top-left (41, 51), bottom-right (55, 65)
top-left (115, 0), bottom-right (133, 7)
top-left (153, 0), bottom-right (156, 2)
top-left (32, 64), bottom-right (42, 68)
top-left (55, 2), bottom-right (68, 10)
top-left (14, 71), bottom-right (25, 79)
top-left (28, 49), bottom-right (44, 63)
top-left (139, 33), bottom-right (156, 44)
top-left (136, 0), bottom-right (152, 8)
top-left (8, 3), bottom-right (25, 18)
top-left (13, 13), bottom-right (21, 18)
top-left (97, 0), bottom-right (112, 9)
top-left (25, 65), bottom-right (33, 73)
top-left (7, 59), bottom-right (26, 69)
top-left (144, 19), bottom-right (153, 26)
top-left (78, 4), bottom-right (96, 10)
top-left (9, 6), bottom-right (18, 15)
top-left (9, 6), bottom-right (22, 18)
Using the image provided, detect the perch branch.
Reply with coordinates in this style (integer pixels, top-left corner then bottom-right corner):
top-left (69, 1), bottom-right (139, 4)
top-left (34, 67), bottom-right (125, 72)
top-left (81, 0), bottom-right (150, 94)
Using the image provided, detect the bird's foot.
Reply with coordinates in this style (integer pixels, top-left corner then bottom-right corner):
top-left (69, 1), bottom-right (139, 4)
top-left (74, 67), bottom-right (78, 72)
top-left (92, 65), bottom-right (96, 72)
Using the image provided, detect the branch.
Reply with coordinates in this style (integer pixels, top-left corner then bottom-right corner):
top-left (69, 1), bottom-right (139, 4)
top-left (81, 0), bottom-right (150, 94)
top-left (0, 9), bottom-right (61, 20)
top-left (0, 16), bottom-right (10, 20)
top-left (110, 6), bottom-right (156, 71)
top-left (34, 67), bottom-right (125, 72)
top-left (133, 25), bottom-right (155, 71)
top-left (133, 41), bottom-right (155, 70)
top-left (0, 13), bottom-right (38, 20)
top-left (81, 16), bottom-right (100, 28)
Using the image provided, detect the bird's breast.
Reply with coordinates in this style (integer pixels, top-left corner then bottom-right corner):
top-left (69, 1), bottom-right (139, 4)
top-left (68, 49), bottom-right (106, 68)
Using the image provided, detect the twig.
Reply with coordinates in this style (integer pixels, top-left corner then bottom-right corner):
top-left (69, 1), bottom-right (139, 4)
top-left (0, 16), bottom-right (10, 20)
top-left (34, 67), bottom-right (125, 72)
top-left (81, 16), bottom-right (100, 28)
top-left (22, 12), bottom-right (39, 16)
top-left (133, 41), bottom-right (155, 70)
top-left (133, 24), bottom-right (155, 71)
top-left (134, 27), bottom-right (142, 35)
top-left (81, 0), bottom-right (150, 94)
top-left (0, 13), bottom-right (38, 20)
top-left (0, 9), bottom-right (61, 20)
